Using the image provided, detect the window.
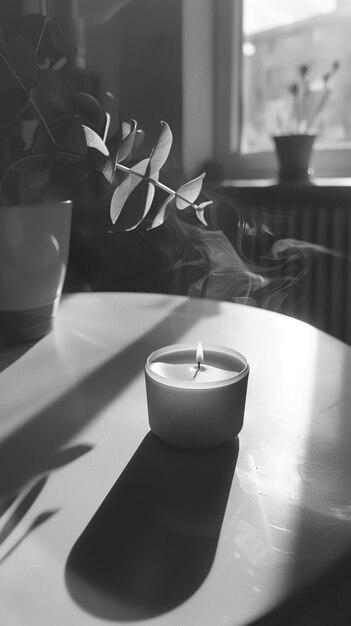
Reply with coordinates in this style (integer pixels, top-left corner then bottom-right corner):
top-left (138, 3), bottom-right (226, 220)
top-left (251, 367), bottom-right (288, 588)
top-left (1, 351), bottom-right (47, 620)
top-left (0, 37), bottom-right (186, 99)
top-left (213, 0), bottom-right (351, 180)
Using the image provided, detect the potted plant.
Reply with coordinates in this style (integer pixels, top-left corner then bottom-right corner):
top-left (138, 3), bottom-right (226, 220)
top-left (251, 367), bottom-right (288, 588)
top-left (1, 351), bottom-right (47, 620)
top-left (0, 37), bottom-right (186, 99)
top-left (273, 61), bottom-right (339, 184)
top-left (0, 0), bottom-right (210, 342)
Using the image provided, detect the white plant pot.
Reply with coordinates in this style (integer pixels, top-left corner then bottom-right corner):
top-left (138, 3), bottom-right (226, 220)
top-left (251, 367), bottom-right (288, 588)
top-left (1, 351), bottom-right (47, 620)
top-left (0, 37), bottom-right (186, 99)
top-left (0, 200), bottom-right (72, 343)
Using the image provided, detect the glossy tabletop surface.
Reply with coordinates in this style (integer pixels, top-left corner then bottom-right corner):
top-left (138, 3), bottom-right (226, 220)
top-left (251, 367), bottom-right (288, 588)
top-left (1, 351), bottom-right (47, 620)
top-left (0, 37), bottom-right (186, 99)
top-left (1, 292), bottom-right (351, 625)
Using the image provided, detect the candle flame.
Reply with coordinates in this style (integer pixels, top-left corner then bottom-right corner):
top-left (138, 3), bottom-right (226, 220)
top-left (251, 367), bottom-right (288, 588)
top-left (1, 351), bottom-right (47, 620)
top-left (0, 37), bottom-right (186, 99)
top-left (196, 341), bottom-right (204, 365)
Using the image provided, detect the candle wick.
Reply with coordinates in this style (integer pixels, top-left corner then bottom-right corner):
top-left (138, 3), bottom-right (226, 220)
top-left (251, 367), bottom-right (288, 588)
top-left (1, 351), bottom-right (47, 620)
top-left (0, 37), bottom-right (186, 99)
top-left (193, 362), bottom-right (201, 378)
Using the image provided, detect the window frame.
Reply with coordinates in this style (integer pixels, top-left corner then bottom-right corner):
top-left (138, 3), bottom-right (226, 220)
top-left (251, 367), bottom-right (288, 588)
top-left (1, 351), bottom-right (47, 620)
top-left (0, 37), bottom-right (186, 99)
top-left (212, 0), bottom-right (351, 181)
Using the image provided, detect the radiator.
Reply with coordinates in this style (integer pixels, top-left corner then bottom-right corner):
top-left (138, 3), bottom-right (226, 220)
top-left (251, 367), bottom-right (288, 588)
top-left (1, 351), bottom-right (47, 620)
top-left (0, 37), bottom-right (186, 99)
top-left (287, 204), bottom-right (351, 345)
top-left (238, 202), bottom-right (351, 345)
top-left (178, 187), bottom-right (351, 345)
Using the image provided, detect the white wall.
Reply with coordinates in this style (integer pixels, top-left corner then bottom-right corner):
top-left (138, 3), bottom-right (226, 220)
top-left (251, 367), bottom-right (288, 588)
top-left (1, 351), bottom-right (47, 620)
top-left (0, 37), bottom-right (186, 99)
top-left (182, 0), bottom-right (214, 177)
top-left (82, 0), bottom-right (218, 177)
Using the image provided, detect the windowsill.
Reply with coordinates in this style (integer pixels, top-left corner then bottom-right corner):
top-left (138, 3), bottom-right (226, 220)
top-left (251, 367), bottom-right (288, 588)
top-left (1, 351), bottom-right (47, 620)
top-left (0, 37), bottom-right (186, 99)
top-left (221, 177), bottom-right (351, 188)
top-left (208, 176), bottom-right (351, 204)
top-left (221, 146), bottom-right (351, 181)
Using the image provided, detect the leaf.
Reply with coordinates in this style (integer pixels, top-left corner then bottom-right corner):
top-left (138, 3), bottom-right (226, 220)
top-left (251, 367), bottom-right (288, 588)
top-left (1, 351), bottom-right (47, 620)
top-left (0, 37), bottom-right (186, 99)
top-left (0, 87), bottom-right (28, 129)
top-left (195, 200), bottom-right (212, 226)
top-left (17, 12), bottom-right (73, 64)
top-left (130, 158), bottom-right (149, 181)
top-left (101, 157), bottom-right (115, 183)
top-left (113, 180), bottom-right (156, 232)
top-left (6, 34), bottom-right (38, 88)
top-left (134, 129), bottom-right (145, 153)
top-left (0, 152), bottom-right (51, 204)
top-left (72, 92), bottom-right (105, 132)
top-left (175, 173), bottom-right (205, 210)
top-left (142, 182), bottom-right (156, 221)
top-left (8, 153), bottom-right (50, 174)
top-left (55, 151), bottom-right (87, 166)
top-left (148, 121), bottom-right (173, 178)
top-left (48, 14), bottom-right (76, 57)
top-left (16, 14), bottom-right (46, 52)
top-left (148, 194), bottom-right (176, 230)
top-left (121, 120), bottom-right (132, 138)
top-left (82, 125), bottom-right (109, 156)
top-left (56, 118), bottom-right (87, 164)
top-left (126, 181), bottom-right (155, 230)
top-left (30, 69), bottom-right (69, 125)
top-left (27, 162), bottom-right (52, 189)
top-left (29, 117), bottom-right (55, 153)
top-left (197, 200), bottom-right (212, 209)
top-left (110, 158), bottom-right (150, 223)
top-left (195, 210), bottom-right (207, 227)
top-left (0, 36), bottom-right (38, 128)
top-left (116, 119), bottom-right (137, 163)
top-left (103, 112), bottom-right (111, 143)
top-left (101, 91), bottom-right (121, 139)
top-left (110, 170), bottom-right (132, 223)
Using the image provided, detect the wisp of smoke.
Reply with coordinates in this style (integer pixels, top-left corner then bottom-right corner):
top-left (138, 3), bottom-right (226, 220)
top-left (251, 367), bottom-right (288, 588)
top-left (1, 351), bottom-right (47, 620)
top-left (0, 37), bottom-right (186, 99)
top-left (159, 193), bottom-right (345, 316)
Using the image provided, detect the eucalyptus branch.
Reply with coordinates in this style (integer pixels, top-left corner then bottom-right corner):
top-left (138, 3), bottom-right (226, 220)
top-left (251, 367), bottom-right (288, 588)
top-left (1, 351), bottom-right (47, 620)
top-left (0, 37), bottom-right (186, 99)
top-left (29, 97), bottom-right (56, 144)
top-left (0, 152), bottom-right (48, 205)
top-left (35, 13), bottom-right (49, 55)
top-left (114, 161), bottom-right (202, 211)
top-left (0, 24), bottom-right (7, 52)
top-left (0, 50), bottom-right (56, 145)
top-left (55, 150), bottom-right (86, 162)
top-left (0, 49), bottom-right (29, 94)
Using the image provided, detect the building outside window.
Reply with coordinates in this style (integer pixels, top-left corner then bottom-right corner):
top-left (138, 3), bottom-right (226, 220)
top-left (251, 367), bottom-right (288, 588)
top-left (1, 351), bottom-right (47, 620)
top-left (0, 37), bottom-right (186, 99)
top-left (242, 0), bottom-right (351, 154)
top-left (215, 0), bottom-right (351, 180)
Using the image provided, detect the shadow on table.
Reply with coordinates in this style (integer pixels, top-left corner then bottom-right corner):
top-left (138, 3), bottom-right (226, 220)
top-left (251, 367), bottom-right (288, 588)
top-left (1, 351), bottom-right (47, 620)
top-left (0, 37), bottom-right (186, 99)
top-left (0, 475), bottom-right (58, 564)
top-left (0, 298), bottom-right (221, 498)
top-left (66, 432), bottom-right (239, 621)
top-left (0, 338), bottom-right (39, 374)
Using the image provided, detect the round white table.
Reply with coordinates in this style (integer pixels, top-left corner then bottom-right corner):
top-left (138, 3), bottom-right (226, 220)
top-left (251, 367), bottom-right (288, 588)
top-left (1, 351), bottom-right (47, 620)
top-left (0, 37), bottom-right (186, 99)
top-left (0, 292), bottom-right (351, 625)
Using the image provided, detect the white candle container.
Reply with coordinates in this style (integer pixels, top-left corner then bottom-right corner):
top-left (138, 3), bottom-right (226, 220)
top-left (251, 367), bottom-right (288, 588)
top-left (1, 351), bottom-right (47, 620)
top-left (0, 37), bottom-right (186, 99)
top-left (145, 343), bottom-right (249, 448)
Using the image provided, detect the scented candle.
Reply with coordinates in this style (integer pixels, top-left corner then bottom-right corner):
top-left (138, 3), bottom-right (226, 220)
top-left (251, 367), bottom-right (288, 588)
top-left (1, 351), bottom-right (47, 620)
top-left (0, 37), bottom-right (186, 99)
top-left (145, 343), bottom-right (249, 448)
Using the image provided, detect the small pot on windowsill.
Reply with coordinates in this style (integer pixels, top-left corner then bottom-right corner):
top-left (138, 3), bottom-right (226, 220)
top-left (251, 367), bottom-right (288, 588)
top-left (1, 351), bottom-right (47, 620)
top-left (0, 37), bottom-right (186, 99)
top-left (273, 134), bottom-right (316, 185)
